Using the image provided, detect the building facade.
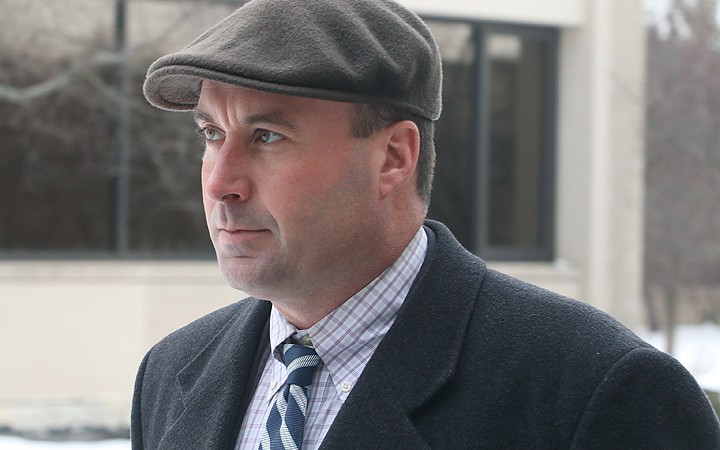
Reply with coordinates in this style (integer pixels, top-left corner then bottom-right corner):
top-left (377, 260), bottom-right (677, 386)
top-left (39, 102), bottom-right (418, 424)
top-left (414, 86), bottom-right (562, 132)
top-left (0, 0), bottom-right (645, 435)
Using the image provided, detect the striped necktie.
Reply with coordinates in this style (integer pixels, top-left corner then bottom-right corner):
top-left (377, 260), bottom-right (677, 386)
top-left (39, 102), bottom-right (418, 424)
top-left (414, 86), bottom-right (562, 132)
top-left (260, 343), bottom-right (321, 450)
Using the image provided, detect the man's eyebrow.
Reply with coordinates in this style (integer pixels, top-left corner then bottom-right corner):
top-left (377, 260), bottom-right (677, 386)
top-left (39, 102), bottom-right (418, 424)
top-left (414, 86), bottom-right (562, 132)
top-left (192, 107), bottom-right (297, 131)
top-left (193, 109), bottom-right (212, 125)
top-left (244, 110), bottom-right (297, 131)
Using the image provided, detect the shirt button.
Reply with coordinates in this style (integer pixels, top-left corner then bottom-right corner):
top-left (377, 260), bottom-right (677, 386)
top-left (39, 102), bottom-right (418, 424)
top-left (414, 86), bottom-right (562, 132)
top-left (270, 380), bottom-right (279, 391)
top-left (340, 381), bottom-right (352, 393)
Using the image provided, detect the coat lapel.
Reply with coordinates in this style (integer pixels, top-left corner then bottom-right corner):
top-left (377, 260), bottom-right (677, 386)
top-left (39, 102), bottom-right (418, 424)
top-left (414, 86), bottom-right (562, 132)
top-left (321, 221), bottom-right (487, 448)
top-left (159, 298), bottom-right (272, 450)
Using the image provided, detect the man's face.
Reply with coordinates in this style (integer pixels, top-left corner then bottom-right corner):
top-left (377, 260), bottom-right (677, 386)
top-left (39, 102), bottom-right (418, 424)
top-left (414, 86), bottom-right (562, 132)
top-left (196, 81), bottom-right (385, 302)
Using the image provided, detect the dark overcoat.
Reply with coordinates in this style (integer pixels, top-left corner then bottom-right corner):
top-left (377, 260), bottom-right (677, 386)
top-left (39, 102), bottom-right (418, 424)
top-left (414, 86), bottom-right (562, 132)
top-left (131, 221), bottom-right (720, 449)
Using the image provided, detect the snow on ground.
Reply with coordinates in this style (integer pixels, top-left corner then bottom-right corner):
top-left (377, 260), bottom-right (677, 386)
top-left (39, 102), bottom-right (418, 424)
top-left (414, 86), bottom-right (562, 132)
top-left (0, 437), bottom-right (129, 449)
top-left (0, 324), bottom-right (717, 449)
top-left (638, 323), bottom-right (720, 393)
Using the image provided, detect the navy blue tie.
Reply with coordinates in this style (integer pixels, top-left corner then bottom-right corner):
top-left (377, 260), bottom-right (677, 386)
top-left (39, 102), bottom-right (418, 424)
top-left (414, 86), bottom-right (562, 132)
top-left (260, 343), bottom-right (321, 450)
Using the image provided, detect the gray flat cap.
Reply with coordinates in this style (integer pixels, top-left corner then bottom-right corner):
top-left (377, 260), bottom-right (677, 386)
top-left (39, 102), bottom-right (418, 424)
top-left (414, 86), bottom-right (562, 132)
top-left (143, 0), bottom-right (442, 120)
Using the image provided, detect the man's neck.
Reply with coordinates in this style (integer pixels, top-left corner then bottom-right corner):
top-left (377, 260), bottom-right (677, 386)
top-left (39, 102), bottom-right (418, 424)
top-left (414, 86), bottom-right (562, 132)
top-left (271, 223), bottom-right (424, 329)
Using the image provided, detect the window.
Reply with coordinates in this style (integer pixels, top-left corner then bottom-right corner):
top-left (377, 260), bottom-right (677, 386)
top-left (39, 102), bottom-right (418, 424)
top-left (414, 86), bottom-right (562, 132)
top-left (0, 7), bottom-right (557, 260)
top-left (426, 20), bottom-right (558, 260)
top-left (0, 0), bottom-right (232, 258)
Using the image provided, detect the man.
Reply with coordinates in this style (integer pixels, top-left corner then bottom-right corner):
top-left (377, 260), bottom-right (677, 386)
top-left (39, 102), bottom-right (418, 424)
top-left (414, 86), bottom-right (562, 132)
top-left (132, 0), bottom-right (720, 448)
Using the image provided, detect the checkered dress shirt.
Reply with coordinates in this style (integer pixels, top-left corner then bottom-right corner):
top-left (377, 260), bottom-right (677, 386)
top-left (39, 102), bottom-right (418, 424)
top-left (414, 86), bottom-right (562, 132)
top-left (235, 227), bottom-right (428, 449)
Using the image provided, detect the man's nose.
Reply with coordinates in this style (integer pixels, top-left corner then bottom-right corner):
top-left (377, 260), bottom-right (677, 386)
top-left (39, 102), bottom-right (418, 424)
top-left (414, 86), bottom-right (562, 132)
top-left (202, 138), bottom-right (253, 203)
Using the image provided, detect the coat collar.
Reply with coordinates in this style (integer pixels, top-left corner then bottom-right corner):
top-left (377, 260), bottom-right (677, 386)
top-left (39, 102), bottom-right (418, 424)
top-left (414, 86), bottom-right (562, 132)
top-left (159, 298), bottom-right (271, 449)
top-left (320, 220), bottom-right (487, 448)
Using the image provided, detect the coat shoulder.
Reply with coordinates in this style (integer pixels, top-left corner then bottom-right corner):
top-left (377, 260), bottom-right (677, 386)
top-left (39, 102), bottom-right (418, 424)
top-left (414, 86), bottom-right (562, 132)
top-left (451, 268), bottom-right (720, 446)
top-left (478, 268), bottom-right (645, 352)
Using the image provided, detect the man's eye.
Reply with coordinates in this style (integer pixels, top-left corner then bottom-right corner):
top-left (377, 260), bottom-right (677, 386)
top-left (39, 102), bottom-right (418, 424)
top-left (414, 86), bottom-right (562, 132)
top-left (196, 127), bottom-right (224, 142)
top-left (258, 130), bottom-right (283, 144)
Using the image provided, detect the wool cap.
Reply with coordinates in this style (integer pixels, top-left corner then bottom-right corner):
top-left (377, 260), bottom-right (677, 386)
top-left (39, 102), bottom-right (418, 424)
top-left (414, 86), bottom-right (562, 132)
top-left (143, 0), bottom-right (442, 120)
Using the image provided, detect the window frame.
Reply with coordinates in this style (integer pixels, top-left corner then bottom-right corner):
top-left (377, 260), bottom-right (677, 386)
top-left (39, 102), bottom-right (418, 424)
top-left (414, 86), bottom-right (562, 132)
top-left (425, 17), bottom-right (559, 261)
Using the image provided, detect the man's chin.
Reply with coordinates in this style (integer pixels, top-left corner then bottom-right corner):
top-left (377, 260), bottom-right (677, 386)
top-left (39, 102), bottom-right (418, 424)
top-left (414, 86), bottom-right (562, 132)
top-left (217, 259), bottom-right (269, 296)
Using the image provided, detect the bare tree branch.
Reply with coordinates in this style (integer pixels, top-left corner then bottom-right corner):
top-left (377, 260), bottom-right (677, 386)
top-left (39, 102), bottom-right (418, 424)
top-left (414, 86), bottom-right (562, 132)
top-left (0, 51), bottom-right (122, 103)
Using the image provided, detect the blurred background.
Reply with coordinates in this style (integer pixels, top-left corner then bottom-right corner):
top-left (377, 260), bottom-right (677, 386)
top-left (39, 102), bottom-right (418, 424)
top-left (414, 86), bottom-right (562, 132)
top-left (0, 0), bottom-right (717, 446)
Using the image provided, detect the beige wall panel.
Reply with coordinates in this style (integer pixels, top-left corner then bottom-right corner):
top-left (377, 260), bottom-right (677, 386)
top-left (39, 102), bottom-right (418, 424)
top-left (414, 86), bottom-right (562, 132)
top-left (399, 0), bottom-right (585, 26)
top-left (0, 284), bottom-right (144, 399)
top-left (0, 262), bottom-right (242, 400)
top-left (143, 285), bottom-right (246, 348)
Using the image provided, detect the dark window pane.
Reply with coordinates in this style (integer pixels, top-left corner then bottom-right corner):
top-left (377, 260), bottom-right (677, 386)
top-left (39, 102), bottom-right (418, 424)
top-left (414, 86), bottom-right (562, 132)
top-left (126, 71), bottom-right (211, 254)
top-left (426, 23), bottom-right (556, 261)
top-left (426, 21), bottom-right (477, 250)
top-left (486, 34), bottom-right (545, 249)
top-left (0, 0), bottom-right (221, 257)
top-left (0, 52), bottom-right (115, 252)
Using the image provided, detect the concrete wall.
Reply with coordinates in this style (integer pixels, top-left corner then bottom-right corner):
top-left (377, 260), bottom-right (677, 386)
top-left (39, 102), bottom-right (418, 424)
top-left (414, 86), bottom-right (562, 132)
top-left (554, 0), bottom-right (646, 326)
top-left (0, 261), bottom-right (241, 435)
top-left (0, 0), bottom-right (646, 436)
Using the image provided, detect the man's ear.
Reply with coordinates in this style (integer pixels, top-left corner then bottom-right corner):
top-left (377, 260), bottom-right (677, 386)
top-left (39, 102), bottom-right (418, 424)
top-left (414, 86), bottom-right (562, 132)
top-left (378, 120), bottom-right (420, 199)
